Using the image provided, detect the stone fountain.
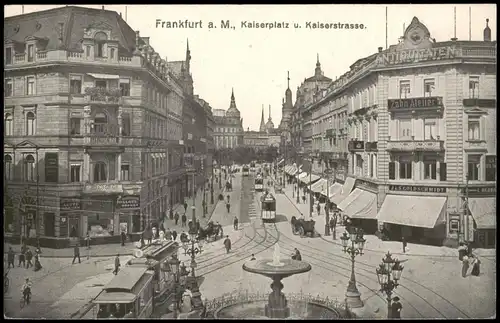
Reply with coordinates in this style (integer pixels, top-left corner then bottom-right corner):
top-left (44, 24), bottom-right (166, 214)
top-left (242, 243), bottom-right (312, 318)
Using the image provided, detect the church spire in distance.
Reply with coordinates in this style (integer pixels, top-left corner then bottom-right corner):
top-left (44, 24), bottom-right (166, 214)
top-left (315, 53), bottom-right (322, 76)
top-left (259, 104), bottom-right (266, 132)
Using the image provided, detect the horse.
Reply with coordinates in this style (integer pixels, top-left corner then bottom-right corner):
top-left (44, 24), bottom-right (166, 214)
top-left (197, 222), bottom-right (222, 242)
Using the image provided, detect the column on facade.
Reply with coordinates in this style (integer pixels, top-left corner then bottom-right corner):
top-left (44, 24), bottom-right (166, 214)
top-left (83, 105), bottom-right (91, 182)
top-left (436, 158), bottom-right (441, 181)
top-left (116, 153), bottom-right (122, 181)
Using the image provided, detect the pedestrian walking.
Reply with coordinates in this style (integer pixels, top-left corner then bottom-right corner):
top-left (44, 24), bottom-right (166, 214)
top-left (7, 247), bottom-right (15, 268)
top-left (233, 216), bottom-right (239, 230)
top-left (169, 208), bottom-right (174, 220)
top-left (226, 194), bottom-right (230, 203)
top-left (458, 243), bottom-right (467, 261)
top-left (72, 244), bottom-right (81, 264)
top-left (172, 229), bottom-right (177, 241)
top-left (402, 237), bottom-right (407, 253)
top-left (196, 220), bottom-right (201, 232)
top-left (113, 254), bottom-right (121, 275)
top-left (86, 232), bottom-right (91, 250)
top-left (471, 255), bottom-right (481, 276)
top-left (462, 254), bottom-right (469, 278)
top-left (316, 202), bottom-right (321, 216)
top-left (223, 235), bottom-right (231, 254)
top-left (18, 244), bottom-right (26, 268)
top-left (183, 201), bottom-right (188, 213)
top-left (291, 248), bottom-right (302, 261)
top-left (25, 248), bottom-right (33, 268)
top-left (302, 195), bottom-right (306, 204)
top-left (174, 212), bottom-right (180, 226)
top-left (226, 202), bottom-right (231, 214)
top-left (391, 297), bottom-right (402, 318)
top-left (120, 231), bottom-right (127, 247)
top-left (181, 213), bottom-right (187, 227)
top-left (34, 253), bottom-right (42, 271)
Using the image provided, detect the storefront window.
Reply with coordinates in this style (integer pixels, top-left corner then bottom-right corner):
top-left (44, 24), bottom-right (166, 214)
top-left (87, 213), bottom-right (114, 236)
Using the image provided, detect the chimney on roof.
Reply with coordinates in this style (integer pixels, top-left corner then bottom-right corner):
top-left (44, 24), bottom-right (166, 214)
top-left (378, 47), bottom-right (383, 53)
top-left (102, 6), bottom-right (105, 10)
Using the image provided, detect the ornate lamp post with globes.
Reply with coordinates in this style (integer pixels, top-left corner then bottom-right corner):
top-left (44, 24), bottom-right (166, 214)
top-left (182, 206), bottom-right (205, 310)
top-left (166, 255), bottom-right (181, 318)
top-left (340, 228), bottom-right (366, 308)
top-left (376, 252), bottom-right (405, 318)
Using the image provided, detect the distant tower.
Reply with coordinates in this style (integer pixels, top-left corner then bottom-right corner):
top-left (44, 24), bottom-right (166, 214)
top-left (484, 18), bottom-right (491, 41)
top-left (185, 39), bottom-right (191, 73)
top-left (259, 105), bottom-right (266, 132)
top-left (314, 54), bottom-right (322, 77)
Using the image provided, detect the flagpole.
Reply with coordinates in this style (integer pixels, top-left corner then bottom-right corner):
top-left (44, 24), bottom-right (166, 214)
top-left (385, 6), bottom-right (388, 49)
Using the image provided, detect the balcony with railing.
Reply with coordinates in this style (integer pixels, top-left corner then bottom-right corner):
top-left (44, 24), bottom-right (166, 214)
top-left (463, 98), bottom-right (496, 108)
top-left (84, 87), bottom-right (122, 104)
top-left (348, 140), bottom-right (365, 152)
top-left (365, 142), bottom-right (378, 151)
top-left (85, 124), bottom-right (121, 147)
top-left (386, 137), bottom-right (444, 152)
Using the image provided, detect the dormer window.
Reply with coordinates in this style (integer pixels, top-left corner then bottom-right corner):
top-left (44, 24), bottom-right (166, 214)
top-left (94, 32), bottom-right (108, 58)
top-left (27, 44), bottom-right (34, 62)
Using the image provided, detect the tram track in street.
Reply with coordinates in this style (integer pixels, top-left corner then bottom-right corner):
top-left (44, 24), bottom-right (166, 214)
top-left (273, 228), bottom-right (470, 319)
top-left (273, 180), bottom-right (472, 318)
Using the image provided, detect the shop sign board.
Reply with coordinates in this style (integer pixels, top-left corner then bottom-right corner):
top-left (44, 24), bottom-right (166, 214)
top-left (60, 198), bottom-right (82, 210)
top-left (389, 185), bottom-right (447, 193)
top-left (117, 196), bottom-right (140, 209)
top-left (376, 46), bottom-right (458, 66)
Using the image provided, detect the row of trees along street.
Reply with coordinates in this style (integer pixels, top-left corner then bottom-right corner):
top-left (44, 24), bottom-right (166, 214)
top-left (213, 146), bottom-right (279, 165)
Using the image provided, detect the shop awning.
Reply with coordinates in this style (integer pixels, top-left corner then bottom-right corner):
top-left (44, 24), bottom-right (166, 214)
top-left (300, 174), bottom-right (320, 185)
top-left (298, 172), bottom-right (308, 179)
top-left (320, 183), bottom-right (343, 198)
top-left (87, 73), bottom-right (120, 79)
top-left (309, 178), bottom-right (328, 193)
top-left (284, 165), bottom-right (291, 173)
top-left (377, 195), bottom-right (446, 228)
top-left (277, 159), bottom-right (284, 166)
top-left (468, 197), bottom-right (496, 229)
top-left (331, 177), bottom-right (356, 205)
top-left (337, 188), bottom-right (377, 219)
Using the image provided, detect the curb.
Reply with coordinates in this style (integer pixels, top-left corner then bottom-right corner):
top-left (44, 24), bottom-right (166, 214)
top-left (3, 251), bottom-right (135, 259)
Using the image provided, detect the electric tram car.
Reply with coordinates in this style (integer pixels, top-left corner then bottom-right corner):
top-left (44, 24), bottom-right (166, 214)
top-left (254, 175), bottom-right (264, 191)
top-left (242, 165), bottom-right (250, 176)
top-left (261, 190), bottom-right (276, 222)
top-left (90, 241), bottom-right (179, 319)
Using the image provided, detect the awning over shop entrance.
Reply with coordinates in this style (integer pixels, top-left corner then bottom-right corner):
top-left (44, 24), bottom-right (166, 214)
top-left (87, 73), bottom-right (120, 79)
top-left (321, 183), bottom-right (343, 198)
top-left (337, 188), bottom-right (377, 219)
top-left (331, 177), bottom-right (355, 205)
top-left (298, 172), bottom-right (308, 180)
top-left (301, 174), bottom-right (320, 185)
top-left (284, 165), bottom-right (292, 174)
top-left (309, 178), bottom-right (328, 193)
top-left (468, 197), bottom-right (496, 229)
top-left (377, 195), bottom-right (446, 228)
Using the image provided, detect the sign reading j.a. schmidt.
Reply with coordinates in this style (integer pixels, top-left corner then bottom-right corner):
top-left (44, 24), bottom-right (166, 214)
top-left (376, 46), bottom-right (458, 66)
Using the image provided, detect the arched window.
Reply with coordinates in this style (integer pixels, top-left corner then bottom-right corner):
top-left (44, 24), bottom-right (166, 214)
top-left (93, 112), bottom-right (108, 134)
top-left (93, 162), bottom-right (107, 182)
top-left (4, 155), bottom-right (13, 180)
top-left (5, 113), bottom-right (13, 136)
top-left (24, 154), bottom-right (35, 182)
top-left (26, 112), bottom-right (35, 136)
top-left (94, 32), bottom-right (108, 58)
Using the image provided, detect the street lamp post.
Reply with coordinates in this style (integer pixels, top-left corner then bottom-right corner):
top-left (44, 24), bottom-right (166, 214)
top-left (210, 160), bottom-right (215, 205)
top-left (182, 206), bottom-right (204, 310)
top-left (376, 252), bottom-right (404, 318)
top-left (324, 167), bottom-right (333, 237)
top-left (166, 255), bottom-right (181, 318)
top-left (340, 228), bottom-right (366, 308)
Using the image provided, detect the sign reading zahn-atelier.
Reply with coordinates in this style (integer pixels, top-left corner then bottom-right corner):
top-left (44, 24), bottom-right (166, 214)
top-left (389, 185), bottom-right (447, 193)
top-left (388, 97), bottom-right (443, 110)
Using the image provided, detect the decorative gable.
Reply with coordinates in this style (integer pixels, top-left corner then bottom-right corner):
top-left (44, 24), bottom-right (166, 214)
top-left (84, 21), bottom-right (113, 39)
top-left (398, 17), bottom-right (433, 51)
top-left (465, 107), bottom-right (488, 116)
top-left (15, 140), bottom-right (39, 149)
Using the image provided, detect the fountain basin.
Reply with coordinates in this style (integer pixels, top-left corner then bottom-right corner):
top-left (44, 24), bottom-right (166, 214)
top-left (242, 259), bottom-right (311, 279)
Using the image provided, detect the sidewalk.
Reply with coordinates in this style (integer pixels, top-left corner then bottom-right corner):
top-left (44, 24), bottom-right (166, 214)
top-left (4, 242), bottom-right (136, 258)
top-left (162, 177), bottom-right (225, 233)
top-left (275, 175), bottom-right (496, 259)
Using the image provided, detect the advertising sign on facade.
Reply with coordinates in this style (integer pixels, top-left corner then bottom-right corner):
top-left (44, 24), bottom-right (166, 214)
top-left (117, 196), bottom-right (140, 209)
top-left (60, 198), bottom-right (82, 210)
top-left (388, 97), bottom-right (443, 111)
top-left (389, 185), bottom-right (447, 193)
top-left (376, 46), bottom-right (458, 66)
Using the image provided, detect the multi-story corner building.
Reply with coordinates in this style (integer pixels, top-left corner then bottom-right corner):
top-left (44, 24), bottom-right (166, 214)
top-left (3, 6), bottom-right (187, 245)
top-left (213, 90), bottom-right (244, 149)
top-left (194, 95), bottom-right (215, 180)
top-left (313, 17), bottom-right (496, 248)
top-left (291, 56), bottom-right (332, 160)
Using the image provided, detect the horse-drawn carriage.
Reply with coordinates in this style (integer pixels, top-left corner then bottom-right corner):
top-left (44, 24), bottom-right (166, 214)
top-left (197, 221), bottom-right (223, 242)
top-left (290, 216), bottom-right (316, 237)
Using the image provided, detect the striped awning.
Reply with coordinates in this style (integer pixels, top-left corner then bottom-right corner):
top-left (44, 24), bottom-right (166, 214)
top-left (337, 188), bottom-right (378, 219)
top-left (300, 174), bottom-right (320, 185)
top-left (468, 197), bottom-right (496, 229)
top-left (277, 159), bottom-right (285, 166)
top-left (298, 172), bottom-right (308, 179)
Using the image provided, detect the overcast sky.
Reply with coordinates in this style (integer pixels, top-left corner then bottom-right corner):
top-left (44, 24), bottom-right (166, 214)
top-left (5, 4), bottom-right (496, 131)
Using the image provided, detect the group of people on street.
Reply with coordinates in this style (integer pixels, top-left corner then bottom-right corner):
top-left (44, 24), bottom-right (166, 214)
top-left (459, 243), bottom-right (481, 278)
top-left (7, 244), bottom-right (42, 272)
